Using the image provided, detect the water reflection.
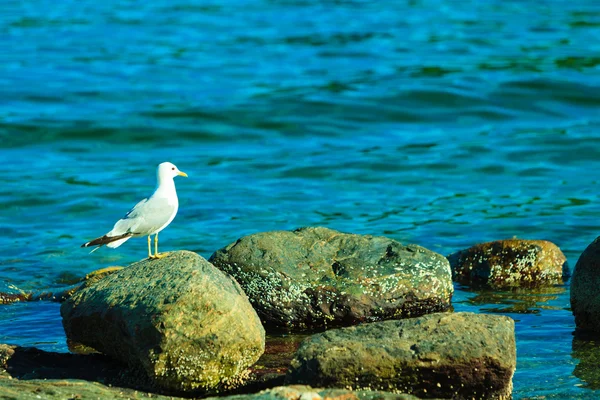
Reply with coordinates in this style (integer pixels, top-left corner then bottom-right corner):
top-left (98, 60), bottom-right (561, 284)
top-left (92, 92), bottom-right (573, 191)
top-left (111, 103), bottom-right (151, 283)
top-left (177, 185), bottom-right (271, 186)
top-left (572, 331), bottom-right (600, 390)
top-left (458, 285), bottom-right (567, 314)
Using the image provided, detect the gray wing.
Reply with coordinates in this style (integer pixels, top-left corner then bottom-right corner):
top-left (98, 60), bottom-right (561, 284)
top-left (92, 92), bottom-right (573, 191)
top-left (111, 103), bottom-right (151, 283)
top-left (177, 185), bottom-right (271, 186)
top-left (110, 196), bottom-right (176, 236)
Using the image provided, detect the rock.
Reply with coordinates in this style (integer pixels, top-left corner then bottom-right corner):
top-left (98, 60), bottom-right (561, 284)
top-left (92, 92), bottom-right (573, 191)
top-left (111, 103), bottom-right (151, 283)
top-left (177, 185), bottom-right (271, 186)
top-left (571, 236), bottom-right (600, 332)
top-left (448, 239), bottom-right (567, 288)
top-left (61, 251), bottom-right (265, 393)
top-left (0, 377), bottom-right (177, 400)
top-left (208, 385), bottom-right (425, 400)
top-left (286, 312), bottom-right (516, 400)
top-left (209, 227), bottom-right (453, 331)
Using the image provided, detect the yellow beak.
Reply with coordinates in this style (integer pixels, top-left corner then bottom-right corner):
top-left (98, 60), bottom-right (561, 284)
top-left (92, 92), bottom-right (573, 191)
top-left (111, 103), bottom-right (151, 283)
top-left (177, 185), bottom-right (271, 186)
top-left (178, 171), bottom-right (188, 178)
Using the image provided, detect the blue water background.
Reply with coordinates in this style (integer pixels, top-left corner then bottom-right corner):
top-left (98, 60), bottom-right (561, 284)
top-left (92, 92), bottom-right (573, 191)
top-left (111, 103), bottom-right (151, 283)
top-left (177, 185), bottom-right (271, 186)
top-left (1, 0), bottom-right (600, 398)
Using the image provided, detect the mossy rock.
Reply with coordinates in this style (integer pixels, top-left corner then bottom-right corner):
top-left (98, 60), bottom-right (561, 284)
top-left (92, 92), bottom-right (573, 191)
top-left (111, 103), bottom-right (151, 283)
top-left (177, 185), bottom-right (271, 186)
top-left (209, 227), bottom-right (453, 331)
top-left (448, 239), bottom-right (567, 288)
top-left (61, 251), bottom-right (265, 393)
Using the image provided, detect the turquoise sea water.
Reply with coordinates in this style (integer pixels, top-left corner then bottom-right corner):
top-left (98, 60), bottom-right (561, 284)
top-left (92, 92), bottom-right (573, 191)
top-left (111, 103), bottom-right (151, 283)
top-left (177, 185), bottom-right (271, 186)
top-left (1, 0), bottom-right (600, 398)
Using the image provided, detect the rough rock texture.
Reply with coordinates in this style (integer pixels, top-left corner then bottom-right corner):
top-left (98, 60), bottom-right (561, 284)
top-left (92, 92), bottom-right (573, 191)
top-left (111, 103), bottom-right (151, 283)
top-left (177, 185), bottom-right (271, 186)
top-left (61, 251), bottom-right (265, 393)
top-left (208, 385), bottom-right (425, 400)
top-left (0, 377), bottom-right (174, 400)
top-left (287, 312), bottom-right (516, 400)
top-left (571, 236), bottom-right (600, 332)
top-left (448, 239), bottom-right (567, 288)
top-left (209, 227), bottom-right (453, 331)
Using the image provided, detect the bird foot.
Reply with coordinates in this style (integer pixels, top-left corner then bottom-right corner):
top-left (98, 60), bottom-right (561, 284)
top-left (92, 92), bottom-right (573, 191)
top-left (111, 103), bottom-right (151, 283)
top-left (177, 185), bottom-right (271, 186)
top-left (148, 252), bottom-right (167, 260)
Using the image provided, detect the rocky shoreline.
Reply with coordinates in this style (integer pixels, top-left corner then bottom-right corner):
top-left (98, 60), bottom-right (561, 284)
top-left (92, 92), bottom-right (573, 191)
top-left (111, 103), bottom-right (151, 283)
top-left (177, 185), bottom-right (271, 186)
top-left (0, 227), bottom-right (577, 399)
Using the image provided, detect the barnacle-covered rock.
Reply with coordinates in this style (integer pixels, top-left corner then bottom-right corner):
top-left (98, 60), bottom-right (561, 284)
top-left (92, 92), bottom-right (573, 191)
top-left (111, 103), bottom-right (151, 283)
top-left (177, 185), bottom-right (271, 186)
top-left (209, 227), bottom-right (452, 331)
top-left (61, 251), bottom-right (265, 393)
top-left (448, 239), bottom-right (567, 288)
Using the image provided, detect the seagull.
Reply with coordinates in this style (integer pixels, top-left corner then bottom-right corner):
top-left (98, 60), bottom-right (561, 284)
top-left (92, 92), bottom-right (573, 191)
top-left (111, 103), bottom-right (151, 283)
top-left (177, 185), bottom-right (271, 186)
top-left (81, 162), bottom-right (188, 259)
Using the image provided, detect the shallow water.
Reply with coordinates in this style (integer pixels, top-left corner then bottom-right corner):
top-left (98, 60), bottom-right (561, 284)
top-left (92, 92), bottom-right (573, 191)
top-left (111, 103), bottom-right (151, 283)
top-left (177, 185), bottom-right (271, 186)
top-left (1, 0), bottom-right (600, 398)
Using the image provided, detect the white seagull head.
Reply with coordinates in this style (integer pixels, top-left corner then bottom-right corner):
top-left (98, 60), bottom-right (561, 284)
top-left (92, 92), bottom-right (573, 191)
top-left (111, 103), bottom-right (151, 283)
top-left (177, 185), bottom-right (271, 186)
top-left (158, 162), bottom-right (188, 181)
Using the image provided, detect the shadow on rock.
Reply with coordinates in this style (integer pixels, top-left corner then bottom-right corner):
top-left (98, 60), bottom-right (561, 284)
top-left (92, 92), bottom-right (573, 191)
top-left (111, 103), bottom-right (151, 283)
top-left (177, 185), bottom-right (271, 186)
top-left (2, 345), bottom-right (153, 389)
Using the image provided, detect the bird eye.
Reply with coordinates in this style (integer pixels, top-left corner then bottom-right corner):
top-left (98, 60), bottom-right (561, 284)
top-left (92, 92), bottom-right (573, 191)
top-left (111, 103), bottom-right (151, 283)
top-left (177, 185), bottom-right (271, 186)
top-left (171, 167), bottom-right (175, 170)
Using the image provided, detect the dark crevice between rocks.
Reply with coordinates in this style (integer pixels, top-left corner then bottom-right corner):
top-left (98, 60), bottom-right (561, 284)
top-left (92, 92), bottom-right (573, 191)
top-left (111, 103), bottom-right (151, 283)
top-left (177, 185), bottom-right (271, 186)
top-left (229, 334), bottom-right (307, 395)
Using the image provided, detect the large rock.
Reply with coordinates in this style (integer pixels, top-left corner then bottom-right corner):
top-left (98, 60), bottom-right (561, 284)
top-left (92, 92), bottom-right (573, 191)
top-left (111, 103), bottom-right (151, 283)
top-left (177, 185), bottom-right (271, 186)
top-left (61, 251), bottom-right (265, 393)
top-left (286, 312), bottom-right (516, 400)
top-left (209, 227), bottom-right (453, 331)
top-left (448, 239), bottom-right (567, 288)
top-left (571, 236), bottom-right (600, 332)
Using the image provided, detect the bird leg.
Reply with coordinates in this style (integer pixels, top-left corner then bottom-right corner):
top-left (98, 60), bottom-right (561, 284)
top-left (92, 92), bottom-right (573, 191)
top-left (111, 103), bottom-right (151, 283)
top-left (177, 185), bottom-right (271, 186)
top-left (147, 235), bottom-right (153, 259)
top-left (152, 233), bottom-right (166, 259)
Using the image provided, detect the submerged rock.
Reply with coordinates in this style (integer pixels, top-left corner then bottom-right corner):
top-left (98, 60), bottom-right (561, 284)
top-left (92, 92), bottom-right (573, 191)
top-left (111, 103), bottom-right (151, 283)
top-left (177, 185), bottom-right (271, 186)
top-left (34, 266), bottom-right (124, 302)
top-left (209, 227), bottom-right (453, 331)
top-left (448, 239), bottom-right (567, 288)
top-left (0, 283), bottom-right (29, 304)
top-left (571, 237), bottom-right (600, 332)
top-left (0, 266), bottom-right (123, 304)
top-left (61, 251), bottom-right (265, 393)
top-left (286, 312), bottom-right (516, 400)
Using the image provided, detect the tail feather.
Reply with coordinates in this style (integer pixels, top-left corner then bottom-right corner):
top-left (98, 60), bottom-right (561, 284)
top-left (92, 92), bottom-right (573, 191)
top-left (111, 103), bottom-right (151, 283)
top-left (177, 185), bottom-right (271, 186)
top-left (106, 236), bottom-right (132, 248)
top-left (82, 233), bottom-right (133, 249)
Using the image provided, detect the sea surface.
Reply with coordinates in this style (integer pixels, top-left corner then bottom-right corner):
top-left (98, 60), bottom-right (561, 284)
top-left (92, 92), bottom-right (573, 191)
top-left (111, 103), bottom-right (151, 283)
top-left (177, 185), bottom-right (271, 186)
top-left (1, 0), bottom-right (600, 398)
